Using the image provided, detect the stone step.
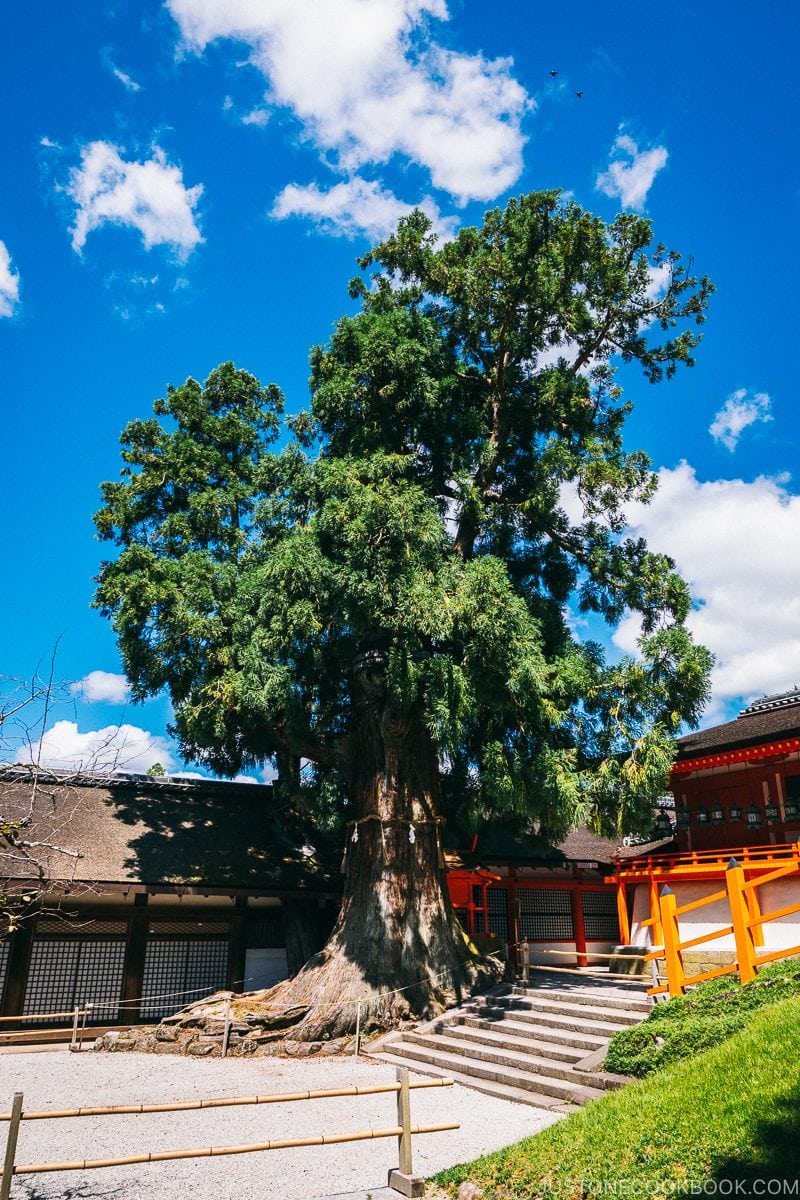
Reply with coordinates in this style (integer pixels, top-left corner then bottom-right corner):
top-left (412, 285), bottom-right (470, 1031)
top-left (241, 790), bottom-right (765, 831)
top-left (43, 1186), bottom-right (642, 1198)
top-left (458, 1012), bottom-right (608, 1052)
top-left (378, 1040), bottom-right (607, 1106)
top-left (499, 993), bottom-right (645, 1026)
top-left (438, 1019), bottom-right (587, 1064)
top-left (370, 1051), bottom-right (581, 1112)
top-left (464, 1000), bottom-right (632, 1039)
top-left (402, 1030), bottom-right (625, 1092)
top-left (510, 985), bottom-right (652, 1014)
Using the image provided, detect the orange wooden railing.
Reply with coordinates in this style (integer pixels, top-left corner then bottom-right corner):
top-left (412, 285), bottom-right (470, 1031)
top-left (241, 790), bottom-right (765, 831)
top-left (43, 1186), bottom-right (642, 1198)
top-left (644, 855), bottom-right (800, 997)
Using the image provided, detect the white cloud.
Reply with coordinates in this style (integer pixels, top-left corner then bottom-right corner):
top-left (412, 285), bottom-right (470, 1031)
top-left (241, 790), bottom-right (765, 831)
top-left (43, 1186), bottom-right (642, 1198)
top-left (166, 0), bottom-right (528, 204)
top-left (70, 670), bottom-right (132, 705)
top-left (613, 463), bottom-right (800, 711)
top-left (0, 241), bottom-right (21, 317)
top-left (241, 107), bottom-right (269, 127)
top-left (596, 131), bottom-right (668, 210)
top-left (16, 719), bottom-right (175, 774)
top-left (709, 388), bottom-right (772, 452)
top-left (272, 177), bottom-right (456, 242)
top-left (66, 141), bottom-right (204, 259)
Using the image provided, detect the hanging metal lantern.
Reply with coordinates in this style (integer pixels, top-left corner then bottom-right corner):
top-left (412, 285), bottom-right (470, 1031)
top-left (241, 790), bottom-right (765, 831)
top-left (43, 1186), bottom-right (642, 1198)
top-left (746, 804), bottom-right (762, 827)
top-left (784, 794), bottom-right (799, 820)
top-left (710, 803), bottom-right (725, 824)
top-left (655, 811), bottom-right (673, 836)
top-left (676, 807), bottom-right (691, 827)
top-left (764, 801), bottom-right (779, 823)
top-left (728, 802), bottom-right (742, 822)
top-left (695, 807), bottom-right (710, 824)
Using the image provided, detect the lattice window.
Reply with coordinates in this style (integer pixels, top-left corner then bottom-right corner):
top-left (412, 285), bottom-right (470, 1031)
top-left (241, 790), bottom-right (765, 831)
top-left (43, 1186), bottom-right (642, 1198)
top-left (140, 937), bottom-right (229, 1021)
top-left (147, 920), bottom-right (229, 937)
top-left (36, 917), bottom-right (128, 937)
top-left (582, 891), bottom-right (620, 942)
top-left (0, 939), bottom-right (9, 1009)
top-left (518, 888), bottom-right (574, 941)
top-left (486, 887), bottom-right (509, 938)
top-left (21, 937), bottom-right (127, 1024)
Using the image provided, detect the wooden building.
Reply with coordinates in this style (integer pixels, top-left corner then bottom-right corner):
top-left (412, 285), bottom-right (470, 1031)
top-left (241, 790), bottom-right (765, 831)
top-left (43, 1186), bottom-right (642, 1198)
top-left (0, 768), bottom-right (341, 1027)
top-left (670, 688), bottom-right (800, 850)
top-left (612, 689), bottom-right (800, 967)
top-left (1, 767), bottom-right (628, 1029)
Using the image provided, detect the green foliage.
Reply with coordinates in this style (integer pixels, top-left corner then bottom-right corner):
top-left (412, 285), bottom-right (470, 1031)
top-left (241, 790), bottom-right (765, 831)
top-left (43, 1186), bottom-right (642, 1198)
top-left (434, 996), bottom-right (800, 1197)
top-left (605, 959), bottom-right (800, 1076)
top-left (94, 192), bottom-right (713, 832)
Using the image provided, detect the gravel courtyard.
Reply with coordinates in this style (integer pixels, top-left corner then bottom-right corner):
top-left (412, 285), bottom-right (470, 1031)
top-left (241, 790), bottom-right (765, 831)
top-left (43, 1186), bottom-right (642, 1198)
top-left (0, 1049), bottom-right (562, 1200)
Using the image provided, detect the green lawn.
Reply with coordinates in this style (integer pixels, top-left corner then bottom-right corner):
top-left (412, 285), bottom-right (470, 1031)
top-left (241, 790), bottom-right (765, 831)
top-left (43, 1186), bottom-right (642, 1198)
top-left (431, 995), bottom-right (800, 1198)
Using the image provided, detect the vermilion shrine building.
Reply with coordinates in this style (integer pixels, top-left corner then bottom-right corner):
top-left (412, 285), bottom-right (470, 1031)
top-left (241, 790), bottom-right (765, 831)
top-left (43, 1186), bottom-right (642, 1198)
top-left (616, 689), bottom-right (800, 968)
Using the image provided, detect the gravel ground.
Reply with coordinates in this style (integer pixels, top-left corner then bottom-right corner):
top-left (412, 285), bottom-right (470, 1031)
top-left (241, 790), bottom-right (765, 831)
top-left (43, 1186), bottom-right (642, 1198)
top-left (0, 1049), bottom-right (562, 1200)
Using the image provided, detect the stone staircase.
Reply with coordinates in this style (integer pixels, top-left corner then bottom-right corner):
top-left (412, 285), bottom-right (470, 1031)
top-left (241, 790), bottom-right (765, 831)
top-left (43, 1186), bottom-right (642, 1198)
top-left (369, 974), bottom-right (652, 1111)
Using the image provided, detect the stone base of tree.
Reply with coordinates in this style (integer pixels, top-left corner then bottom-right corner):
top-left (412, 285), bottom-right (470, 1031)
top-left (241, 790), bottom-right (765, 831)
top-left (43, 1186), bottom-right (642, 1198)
top-left (94, 991), bottom-right (372, 1058)
top-left (95, 1024), bottom-right (359, 1058)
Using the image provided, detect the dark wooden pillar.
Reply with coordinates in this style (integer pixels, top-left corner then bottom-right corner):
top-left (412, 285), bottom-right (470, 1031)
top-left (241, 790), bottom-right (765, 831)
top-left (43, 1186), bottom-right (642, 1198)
top-left (121, 894), bottom-right (148, 1024)
top-left (2, 918), bottom-right (34, 1021)
top-left (227, 897), bottom-right (248, 993)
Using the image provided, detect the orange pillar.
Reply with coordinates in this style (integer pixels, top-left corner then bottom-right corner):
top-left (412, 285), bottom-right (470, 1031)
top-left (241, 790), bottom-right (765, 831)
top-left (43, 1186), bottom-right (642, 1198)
top-left (649, 876), bottom-right (663, 947)
top-left (659, 886), bottom-right (685, 998)
top-left (727, 858), bottom-right (757, 983)
top-left (744, 877), bottom-right (765, 948)
top-left (572, 885), bottom-right (588, 968)
top-left (616, 879), bottom-right (631, 945)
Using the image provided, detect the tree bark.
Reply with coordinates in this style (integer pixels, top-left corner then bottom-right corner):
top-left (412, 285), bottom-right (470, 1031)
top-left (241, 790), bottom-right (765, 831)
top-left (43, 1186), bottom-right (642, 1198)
top-left (224, 652), bottom-right (502, 1039)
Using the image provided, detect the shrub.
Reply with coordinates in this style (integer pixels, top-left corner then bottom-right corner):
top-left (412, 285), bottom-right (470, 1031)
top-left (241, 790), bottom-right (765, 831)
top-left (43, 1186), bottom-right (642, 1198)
top-left (606, 958), bottom-right (800, 1077)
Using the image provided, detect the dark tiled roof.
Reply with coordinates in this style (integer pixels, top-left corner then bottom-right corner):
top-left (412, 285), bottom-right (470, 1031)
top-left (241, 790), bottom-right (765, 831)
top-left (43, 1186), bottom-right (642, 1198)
top-left (676, 688), bottom-right (800, 759)
top-left (0, 767), bottom-right (340, 892)
top-left (445, 824), bottom-right (654, 870)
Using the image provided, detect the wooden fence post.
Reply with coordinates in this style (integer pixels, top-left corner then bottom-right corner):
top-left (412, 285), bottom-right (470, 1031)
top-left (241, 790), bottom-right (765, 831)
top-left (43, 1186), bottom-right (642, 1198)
top-left (354, 1001), bottom-right (362, 1057)
top-left (69, 1007), bottom-right (80, 1053)
top-left (221, 997), bottom-right (233, 1058)
top-left (744, 877), bottom-right (765, 949)
top-left (659, 886), bottom-right (685, 998)
top-left (0, 1093), bottom-right (23, 1200)
top-left (388, 1068), bottom-right (424, 1197)
top-left (727, 858), bottom-right (757, 983)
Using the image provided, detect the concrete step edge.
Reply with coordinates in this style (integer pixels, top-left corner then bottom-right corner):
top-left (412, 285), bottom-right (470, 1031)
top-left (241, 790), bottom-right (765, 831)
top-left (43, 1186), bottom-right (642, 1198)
top-left (459, 1013), bottom-right (608, 1050)
top-left (505, 995), bottom-right (647, 1023)
top-left (381, 1041), bottom-right (606, 1105)
top-left (510, 986), bottom-right (651, 1012)
top-left (369, 1051), bottom-right (582, 1113)
top-left (401, 1030), bottom-right (620, 1090)
top-left (464, 1003), bottom-right (633, 1037)
top-left (470, 995), bottom-right (644, 1026)
top-left (442, 1021), bottom-right (586, 1062)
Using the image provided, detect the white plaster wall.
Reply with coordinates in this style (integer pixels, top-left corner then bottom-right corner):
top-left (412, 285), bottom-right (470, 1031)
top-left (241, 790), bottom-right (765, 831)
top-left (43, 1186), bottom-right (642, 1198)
top-left (244, 947), bottom-right (289, 990)
top-left (527, 940), bottom-right (614, 965)
top-left (629, 877), bottom-right (800, 952)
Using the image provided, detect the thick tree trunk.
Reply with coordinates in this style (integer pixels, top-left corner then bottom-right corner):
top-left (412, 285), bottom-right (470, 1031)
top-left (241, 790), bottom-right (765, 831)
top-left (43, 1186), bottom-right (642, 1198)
top-left (231, 654), bottom-right (503, 1040)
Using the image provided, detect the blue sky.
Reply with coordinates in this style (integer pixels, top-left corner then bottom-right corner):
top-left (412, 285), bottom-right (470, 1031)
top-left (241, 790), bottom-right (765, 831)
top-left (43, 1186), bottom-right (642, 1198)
top-left (2, 0), bottom-right (799, 777)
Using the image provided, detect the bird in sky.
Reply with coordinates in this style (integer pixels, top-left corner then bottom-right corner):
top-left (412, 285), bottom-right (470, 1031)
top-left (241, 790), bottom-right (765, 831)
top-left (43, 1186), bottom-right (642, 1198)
top-left (549, 69), bottom-right (558, 76)
top-left (575, 90), bottom-right (584, 98)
